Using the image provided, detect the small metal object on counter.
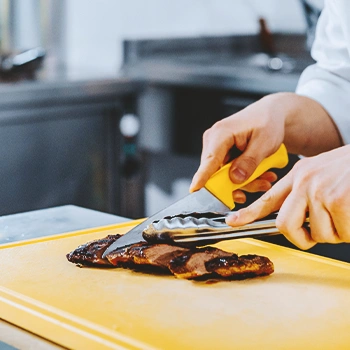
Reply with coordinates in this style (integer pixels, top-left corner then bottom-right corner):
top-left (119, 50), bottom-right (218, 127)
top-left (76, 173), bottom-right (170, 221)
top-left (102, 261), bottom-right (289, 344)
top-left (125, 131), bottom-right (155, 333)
top-left (143, 212), bottom-right (310, 246)
top-left (0, 47), bottom-right (46, 81)
top-left (0, 47), bottom-right (45, 72)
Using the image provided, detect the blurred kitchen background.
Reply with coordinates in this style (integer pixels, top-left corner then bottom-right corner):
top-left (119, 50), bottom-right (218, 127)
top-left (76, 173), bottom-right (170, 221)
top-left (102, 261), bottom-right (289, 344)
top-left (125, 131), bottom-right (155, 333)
top-left (4, 0), bottom-right (345, 260)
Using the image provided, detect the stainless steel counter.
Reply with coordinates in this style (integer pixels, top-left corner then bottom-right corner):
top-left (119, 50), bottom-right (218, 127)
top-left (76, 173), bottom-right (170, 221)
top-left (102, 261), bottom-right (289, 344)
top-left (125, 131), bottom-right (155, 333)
top-left (0, 204), bottom-right (129, 245)
top-left (120, 57), bottom-right (301, 95)
top-left (0, 67), bottom-right (140, 110)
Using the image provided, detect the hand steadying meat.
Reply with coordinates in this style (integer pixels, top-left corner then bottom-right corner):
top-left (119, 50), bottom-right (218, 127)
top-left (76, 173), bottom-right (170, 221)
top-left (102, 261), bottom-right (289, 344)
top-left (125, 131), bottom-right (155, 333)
top-left (226, 145), bottom-right (350, 249)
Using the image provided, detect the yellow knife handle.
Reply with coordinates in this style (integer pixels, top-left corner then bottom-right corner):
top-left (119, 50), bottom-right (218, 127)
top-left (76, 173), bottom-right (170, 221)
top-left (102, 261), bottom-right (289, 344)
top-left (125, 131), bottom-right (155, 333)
top-left (204, 144), bottom-right (289, 210)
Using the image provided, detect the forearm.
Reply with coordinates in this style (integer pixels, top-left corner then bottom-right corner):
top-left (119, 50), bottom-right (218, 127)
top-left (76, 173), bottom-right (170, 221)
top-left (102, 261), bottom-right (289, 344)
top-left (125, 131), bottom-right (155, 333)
top-left (264, 92), bottom-right (343, 156)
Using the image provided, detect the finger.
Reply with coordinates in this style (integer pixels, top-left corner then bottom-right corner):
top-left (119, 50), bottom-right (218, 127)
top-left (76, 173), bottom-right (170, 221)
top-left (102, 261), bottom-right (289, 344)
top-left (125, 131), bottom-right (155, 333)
top-left (232, 190), bottom-right (247, 204)
top-left (276, 191), bottom-right (316, 250)
top-left (308, 201), bottom-right (340, 244)
top-left (229, 139), bottom-right (278, 184)
top-left (238, 171), bottom-right (277, 192)
top-left (240, 179), bottom-right (272, 193)
top-left (190, 166), bottom-right (215, 193)
top-left (190, 126), bottom-right (234, 192)
top-left (226, 173), bottom-right (293, 226)
top-left (259, 171), bottom-right (278, 183)
top-left (330, 206), bottom-right (350, 243)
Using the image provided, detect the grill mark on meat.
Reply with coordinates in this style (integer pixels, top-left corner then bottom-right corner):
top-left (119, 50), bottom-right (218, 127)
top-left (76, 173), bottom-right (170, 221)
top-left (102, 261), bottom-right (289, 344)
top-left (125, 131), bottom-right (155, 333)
top-left (168, 247), bottom-right (233, 279)
top-left (205, 254), bottom-right (274, 279)
top-left (66, 234), bottom-right (121, 266)
top-left (107, 243), bottom-right (189, 270)
top-left (106, 242), bottom-right (149, 266)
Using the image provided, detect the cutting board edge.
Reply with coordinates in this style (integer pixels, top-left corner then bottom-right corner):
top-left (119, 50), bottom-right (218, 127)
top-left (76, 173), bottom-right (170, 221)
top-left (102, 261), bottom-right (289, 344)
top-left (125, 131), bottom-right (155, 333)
top-left (0, 285), bottom-right (155, 350)
top-left (0, 219), bottom-right (145, 251)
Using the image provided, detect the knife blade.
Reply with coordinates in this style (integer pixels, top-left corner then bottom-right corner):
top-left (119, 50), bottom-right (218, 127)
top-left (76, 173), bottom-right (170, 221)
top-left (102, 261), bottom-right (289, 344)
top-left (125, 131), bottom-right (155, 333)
top-left (102, 144), bottom-right (288, 258)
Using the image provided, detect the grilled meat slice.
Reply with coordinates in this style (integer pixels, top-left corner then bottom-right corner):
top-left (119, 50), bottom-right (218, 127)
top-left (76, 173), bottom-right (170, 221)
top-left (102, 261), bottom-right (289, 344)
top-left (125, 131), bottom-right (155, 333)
top-left (107, 243), bottom-right (189, 270)
top-left (66, 234), bottom-right (121, 266)
top-left (205, 254), bottom-right (274, 279)
top-left (66, 233), bottom-right (274, 281)
top-left (105, 242), bottom-right (149, 266)
top-left (168, 246), bottom-right (232, 279)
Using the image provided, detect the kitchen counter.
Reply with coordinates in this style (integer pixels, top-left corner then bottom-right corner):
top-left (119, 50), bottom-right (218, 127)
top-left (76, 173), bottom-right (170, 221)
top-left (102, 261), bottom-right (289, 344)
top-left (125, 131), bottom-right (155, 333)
top-left (120, 56), bottom-right (303, 95)
top-left (0, 34), bottom-right (312, 109)
top-left (0, 65), bottom-right (140, 111)
top-left (0, 56), bottom-right (301, 112)
top-left (119, 34), bottom-right (314, 95)
top-left (0, 204), bottom-right (129, 245)
top-left (0, 205), bottom-right (129, 350)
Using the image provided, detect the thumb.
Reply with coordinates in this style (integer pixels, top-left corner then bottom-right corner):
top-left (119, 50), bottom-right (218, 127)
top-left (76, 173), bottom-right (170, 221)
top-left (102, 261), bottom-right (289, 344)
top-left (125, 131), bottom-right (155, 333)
top-left (229, 142), bottom-right (268, 184)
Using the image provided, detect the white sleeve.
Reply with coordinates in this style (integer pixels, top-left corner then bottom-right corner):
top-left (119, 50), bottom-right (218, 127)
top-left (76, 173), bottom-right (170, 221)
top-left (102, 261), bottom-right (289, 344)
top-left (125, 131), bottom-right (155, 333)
top-left (296, 0), bottom-right (350, 144)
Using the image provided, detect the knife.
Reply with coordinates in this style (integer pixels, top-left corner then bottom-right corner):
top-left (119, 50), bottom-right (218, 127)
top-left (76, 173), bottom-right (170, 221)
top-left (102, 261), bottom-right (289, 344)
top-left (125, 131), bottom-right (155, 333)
top-left (102, 144), bottom-right (288, 257)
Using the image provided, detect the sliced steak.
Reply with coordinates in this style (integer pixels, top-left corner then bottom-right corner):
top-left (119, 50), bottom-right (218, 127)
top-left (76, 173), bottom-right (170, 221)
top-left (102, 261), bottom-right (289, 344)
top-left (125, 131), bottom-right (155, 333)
top-left (105, 242), bottom-right (149, 266)
top-left (66, 233), bottom-right (274, 281)
top-left (66, 234), bottom-right (121, 266)
top-left (107, 243), bottom-right (189, 270)
top-left (205, 254), bottom-right (274, 279)
top-left (168, 246), bottom-right (232, 279)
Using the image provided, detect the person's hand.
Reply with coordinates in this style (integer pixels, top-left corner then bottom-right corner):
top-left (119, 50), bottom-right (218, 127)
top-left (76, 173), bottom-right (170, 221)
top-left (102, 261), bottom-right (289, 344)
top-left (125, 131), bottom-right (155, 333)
top-left (189, 92), bottom-right (343, 195)
top-left (226, 145), bottom-right (350, 249)
top-left (190, 94), bottom-right (286, 193)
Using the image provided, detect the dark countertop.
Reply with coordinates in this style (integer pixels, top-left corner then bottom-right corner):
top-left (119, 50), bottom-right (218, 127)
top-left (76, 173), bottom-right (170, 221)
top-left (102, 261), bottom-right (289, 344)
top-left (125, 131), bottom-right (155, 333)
top-left (120, 56), bottom-right (304, 95)
top-left (0, 64), bottom-right (141, 110)
top-left (119, 34), bottom-right (314, 95)
top-left (0, 34), bottom-right (313, 110)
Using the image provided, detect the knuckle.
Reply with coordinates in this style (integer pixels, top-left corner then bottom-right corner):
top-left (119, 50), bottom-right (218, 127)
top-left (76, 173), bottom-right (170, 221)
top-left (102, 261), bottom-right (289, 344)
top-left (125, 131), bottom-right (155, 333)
top-left (336, 228), bottom-right (350, 242)
top-left (292, 158), bottom-right (312, 179)
top-left (328, 195), bottom-right (349, 213)
top-left (310, 230), bottom-right (326, 243)
top-left (297, 240), bottom-right (314, 251)
top-left (210, 119), bottom-right (226, 134)
top-left (275, 215), bottom-right (289, 234)
top-left (312, 186), bottom-right (325, 203)
top-left (260, 191), bottom-right (274, 206)
top-left (203, 153), bottom-right (221, 169)
top-left (293, 157), bottom-right (309, 170)
top-left (202, 128), bottom-right (212, 142)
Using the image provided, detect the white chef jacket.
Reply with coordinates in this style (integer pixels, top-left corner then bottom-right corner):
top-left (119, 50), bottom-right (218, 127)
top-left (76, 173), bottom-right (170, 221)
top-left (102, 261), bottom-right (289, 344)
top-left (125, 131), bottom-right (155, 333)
top-left (296, 0), bottom-right (350, 144)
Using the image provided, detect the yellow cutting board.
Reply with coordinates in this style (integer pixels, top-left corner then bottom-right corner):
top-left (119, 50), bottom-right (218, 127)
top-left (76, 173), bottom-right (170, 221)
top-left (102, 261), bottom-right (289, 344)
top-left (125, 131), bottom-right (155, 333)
top-left (1, 220), bottom-right (350, 350)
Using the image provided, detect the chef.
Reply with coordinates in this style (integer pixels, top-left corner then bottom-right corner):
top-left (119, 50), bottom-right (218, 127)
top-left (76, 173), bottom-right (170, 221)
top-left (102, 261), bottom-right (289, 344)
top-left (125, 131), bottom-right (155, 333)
top-left (190, 0), bottom-right (350, 250)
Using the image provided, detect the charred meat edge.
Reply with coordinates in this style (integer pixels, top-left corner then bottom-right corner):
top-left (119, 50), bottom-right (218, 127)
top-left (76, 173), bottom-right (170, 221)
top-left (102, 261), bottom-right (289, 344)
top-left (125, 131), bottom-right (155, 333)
top-left (205, 254), bottom-right (274, 278)
top-left (66, 234), bottom-right (121, 266)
